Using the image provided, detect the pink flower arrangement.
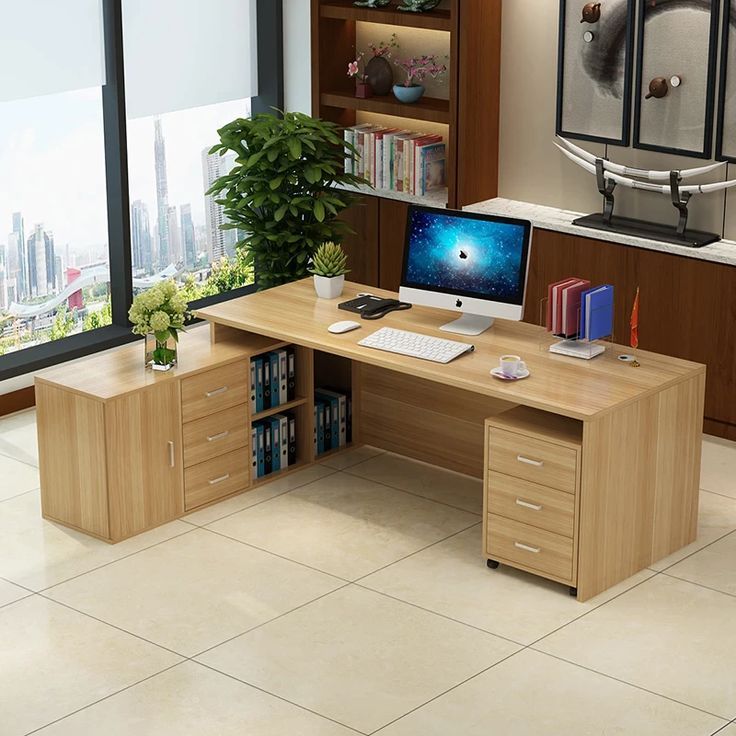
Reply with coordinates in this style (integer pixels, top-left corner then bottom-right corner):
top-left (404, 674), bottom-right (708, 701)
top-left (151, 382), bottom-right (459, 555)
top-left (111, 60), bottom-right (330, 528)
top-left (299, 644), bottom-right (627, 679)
top-left (348, 34), bottom-right (399, 80)
top-left (394, 54), bottom-right (448, 87)
top-left (347, 52), bottom-right (367, 81)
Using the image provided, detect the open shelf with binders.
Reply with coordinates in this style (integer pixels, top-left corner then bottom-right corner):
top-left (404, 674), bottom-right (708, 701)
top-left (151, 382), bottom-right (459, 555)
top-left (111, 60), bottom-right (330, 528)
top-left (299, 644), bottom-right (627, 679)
top-left (313, 351), bottom-right (356, 458)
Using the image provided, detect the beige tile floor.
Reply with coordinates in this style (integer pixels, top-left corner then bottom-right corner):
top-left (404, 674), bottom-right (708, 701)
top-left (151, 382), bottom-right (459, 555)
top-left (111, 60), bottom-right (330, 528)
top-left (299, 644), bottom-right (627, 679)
top-left (1, 408), bottom-right (735, 735)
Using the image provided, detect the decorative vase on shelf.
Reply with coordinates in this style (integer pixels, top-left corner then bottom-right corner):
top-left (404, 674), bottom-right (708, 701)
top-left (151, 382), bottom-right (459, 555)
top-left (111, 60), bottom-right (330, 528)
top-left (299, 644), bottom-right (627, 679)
top-left (355, 78), bottom-right (373, 99)
top-left (365, 56), bottom-right (393, 95)
top-left (145, 332), bottom-right (178, 371)
top-left (393, 83), bottom-right (425, 103)
top-left (313, 274), bottom-right (345, 300)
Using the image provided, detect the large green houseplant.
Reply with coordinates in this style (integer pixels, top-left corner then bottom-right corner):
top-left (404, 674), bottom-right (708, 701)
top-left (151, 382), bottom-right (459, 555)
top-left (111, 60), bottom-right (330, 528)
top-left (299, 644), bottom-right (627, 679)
top-left (207, 111), bottom-right (367, 289)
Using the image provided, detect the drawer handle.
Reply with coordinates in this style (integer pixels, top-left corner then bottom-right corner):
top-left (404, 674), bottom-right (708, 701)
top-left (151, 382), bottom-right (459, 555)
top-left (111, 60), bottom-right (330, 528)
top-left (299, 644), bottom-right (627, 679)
top-left (208, 473), bottom-right (231, 486)
top-left (167, 441), bottom-right (175, 468)
top-left (517, 455), bottom-right (544, 467)
top-left (516, 498), bottom-right (543, 512)
top-left (207, 430), bottom-right (230, 442)
top-left (205, 386), bottom-right (228, 398)
top-left (514, 542), bottom-right (541, 554)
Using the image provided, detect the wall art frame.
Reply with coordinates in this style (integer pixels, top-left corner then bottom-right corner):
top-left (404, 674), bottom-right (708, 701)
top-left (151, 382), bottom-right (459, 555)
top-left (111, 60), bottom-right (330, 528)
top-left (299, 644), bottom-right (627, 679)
top-left (633, 0), bottom-right (721, 159)
top-left (716, 0), bottom-right (736, 161)
top-left (556, 0), bottom-right (636, 146)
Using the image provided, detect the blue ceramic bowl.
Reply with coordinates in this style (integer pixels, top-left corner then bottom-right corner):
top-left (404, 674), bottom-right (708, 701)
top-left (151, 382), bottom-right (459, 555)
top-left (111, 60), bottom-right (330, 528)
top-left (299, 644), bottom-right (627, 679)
top-left (393, 84), bottom-right (425, 104)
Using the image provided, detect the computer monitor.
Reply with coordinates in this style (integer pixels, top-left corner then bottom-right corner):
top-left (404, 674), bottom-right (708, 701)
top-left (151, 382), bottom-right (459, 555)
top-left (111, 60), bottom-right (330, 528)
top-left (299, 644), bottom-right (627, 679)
top-left (399, 206), bottom-right (532, 336)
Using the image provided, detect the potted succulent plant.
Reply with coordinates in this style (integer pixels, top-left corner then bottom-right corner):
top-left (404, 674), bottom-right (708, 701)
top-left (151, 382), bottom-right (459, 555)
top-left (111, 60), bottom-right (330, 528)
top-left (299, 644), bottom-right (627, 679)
top-left (309, 241), bottom-right (350, 299)
top-left (393, 54), bottom-right (448, 103)
top-left (128, 280), bottom-right (189, 371)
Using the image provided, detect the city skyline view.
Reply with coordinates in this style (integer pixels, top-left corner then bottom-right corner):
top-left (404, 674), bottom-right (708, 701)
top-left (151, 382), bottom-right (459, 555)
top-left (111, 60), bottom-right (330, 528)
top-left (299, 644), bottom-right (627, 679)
top-left (0, 85), bottom-right (252, 354)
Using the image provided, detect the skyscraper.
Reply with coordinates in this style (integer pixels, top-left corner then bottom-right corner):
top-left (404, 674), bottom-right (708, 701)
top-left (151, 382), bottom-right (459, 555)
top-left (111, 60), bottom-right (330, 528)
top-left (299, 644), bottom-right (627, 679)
top-left (201, 149), bottom-right (237, 262)
top-left (154, 118), bottom-right (170, 269)
top-left (167, 205), bottom-right (181, 265)
top-left (12, 212), bottom-right (26, 300)
top-left (26, 224), bottom-right (54, 297)
top-left (131, 199), bottom-right (152, 273)
top-left (180, 203), bottom-right (196, 270)
top-left (0, 244), bottom-right (7, 310)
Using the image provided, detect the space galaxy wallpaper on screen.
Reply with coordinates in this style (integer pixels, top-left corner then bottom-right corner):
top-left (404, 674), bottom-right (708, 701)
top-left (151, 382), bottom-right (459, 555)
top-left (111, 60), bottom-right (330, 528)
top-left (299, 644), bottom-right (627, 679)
top-left (404, 210), bottom-right (526, 302)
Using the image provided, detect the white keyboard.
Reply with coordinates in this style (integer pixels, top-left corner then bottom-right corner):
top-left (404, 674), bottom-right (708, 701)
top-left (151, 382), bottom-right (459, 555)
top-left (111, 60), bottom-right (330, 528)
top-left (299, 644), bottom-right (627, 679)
top-left (358, 327), bottom-right (474, 364)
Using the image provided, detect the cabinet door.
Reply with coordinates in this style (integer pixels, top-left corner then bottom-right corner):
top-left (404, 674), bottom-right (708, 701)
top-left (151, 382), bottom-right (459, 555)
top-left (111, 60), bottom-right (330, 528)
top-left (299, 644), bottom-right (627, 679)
top-left (379, 199), bottom-right (409, 292)
top-left (337, 195), bottom-right (379, 286)
top-left (106, 381), bottom-right (183, 540)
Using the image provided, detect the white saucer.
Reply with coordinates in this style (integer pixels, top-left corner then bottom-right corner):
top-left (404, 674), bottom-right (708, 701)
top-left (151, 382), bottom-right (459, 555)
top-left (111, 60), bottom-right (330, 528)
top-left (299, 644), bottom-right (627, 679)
top-left (490, 367), bottom-right (530, 381)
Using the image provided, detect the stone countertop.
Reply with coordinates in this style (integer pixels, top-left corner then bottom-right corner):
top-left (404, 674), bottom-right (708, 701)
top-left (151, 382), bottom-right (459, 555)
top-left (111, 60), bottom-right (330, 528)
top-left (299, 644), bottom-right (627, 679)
top-left (463, 198), bottom-right (736, 268)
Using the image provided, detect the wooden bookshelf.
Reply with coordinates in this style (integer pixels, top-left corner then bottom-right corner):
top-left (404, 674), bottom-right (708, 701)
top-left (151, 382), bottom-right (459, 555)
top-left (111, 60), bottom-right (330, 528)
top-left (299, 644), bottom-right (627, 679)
top-left (311, 0), bottom-right (502, 290)
top-left (320, 2), bottom-right (453, 31)
top-left (251, 397), bottom-right (308, 423)
top-left (321, 89), bottom-right (451, 124)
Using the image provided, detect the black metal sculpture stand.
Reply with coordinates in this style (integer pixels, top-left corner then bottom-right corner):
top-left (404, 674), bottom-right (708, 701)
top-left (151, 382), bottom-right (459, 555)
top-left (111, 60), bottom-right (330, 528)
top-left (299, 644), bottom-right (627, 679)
top-left (573, 165), bottom-right (720, 249)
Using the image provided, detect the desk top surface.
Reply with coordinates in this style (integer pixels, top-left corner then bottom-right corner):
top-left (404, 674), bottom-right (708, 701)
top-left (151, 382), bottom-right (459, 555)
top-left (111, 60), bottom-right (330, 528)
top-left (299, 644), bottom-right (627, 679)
top-left (196, 280), bottom-right (704, 421)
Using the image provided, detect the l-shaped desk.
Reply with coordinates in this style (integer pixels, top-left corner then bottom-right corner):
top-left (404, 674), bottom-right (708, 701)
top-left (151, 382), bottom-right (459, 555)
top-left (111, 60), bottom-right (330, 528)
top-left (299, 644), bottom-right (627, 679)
top-left (195, 279), bottom-right (705, 601)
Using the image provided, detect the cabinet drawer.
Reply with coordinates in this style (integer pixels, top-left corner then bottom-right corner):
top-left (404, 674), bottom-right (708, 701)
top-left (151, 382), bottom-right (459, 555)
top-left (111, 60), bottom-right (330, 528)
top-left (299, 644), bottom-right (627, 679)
top-left (487, 514), bottom-right (574, 583)
top-left (488, 429), bottom-right (577, 493)
top-left (183, 403), bottom-right (248, 468)
top-left (181, 361), bottom-right (248, 422)
top-left (184, 448), bottom-right (249, 510)
top-left (487, 471), bottom-right (575, 537)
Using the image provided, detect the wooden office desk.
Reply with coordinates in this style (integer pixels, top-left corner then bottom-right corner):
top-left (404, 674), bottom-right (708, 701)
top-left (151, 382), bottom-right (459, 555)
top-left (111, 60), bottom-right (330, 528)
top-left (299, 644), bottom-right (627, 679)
top-left (195, 280), bottom-right (706, 601)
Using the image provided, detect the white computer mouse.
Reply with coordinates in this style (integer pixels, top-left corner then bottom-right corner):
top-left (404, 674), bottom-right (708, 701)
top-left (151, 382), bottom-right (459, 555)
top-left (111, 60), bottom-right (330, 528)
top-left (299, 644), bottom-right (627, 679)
top-left (328, 320), bottom-right (361, 334)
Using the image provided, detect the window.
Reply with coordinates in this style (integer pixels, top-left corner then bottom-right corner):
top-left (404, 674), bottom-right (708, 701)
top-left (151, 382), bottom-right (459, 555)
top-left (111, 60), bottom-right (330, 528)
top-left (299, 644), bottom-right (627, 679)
top-left (0, 0), bottom-right (283, 379)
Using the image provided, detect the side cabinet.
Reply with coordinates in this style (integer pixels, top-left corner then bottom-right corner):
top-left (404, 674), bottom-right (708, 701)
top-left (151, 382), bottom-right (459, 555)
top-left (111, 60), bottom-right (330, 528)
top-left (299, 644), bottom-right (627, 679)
top-left (38, 380), bottom-right (184, 542)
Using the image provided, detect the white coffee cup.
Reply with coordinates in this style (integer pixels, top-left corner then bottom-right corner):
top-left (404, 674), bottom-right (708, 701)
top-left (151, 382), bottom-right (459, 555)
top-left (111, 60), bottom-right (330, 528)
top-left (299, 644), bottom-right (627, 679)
top-left (500, 354), bottom-right (526, 378)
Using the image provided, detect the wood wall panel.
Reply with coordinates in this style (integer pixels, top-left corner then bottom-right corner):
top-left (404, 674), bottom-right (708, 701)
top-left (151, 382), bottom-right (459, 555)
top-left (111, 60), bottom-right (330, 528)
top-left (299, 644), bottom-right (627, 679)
top-left (338, 195), bottom-right (379, 287)
top-left (528, 229), bottom-right (736, 436)
top-left (379, 199), bottom-right (409, 291)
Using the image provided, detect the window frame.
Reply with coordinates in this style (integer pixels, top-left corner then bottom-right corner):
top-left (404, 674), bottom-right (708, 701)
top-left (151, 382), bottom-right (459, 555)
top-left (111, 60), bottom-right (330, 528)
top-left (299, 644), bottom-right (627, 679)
top-left (0, 0), bottom-right (283, 381)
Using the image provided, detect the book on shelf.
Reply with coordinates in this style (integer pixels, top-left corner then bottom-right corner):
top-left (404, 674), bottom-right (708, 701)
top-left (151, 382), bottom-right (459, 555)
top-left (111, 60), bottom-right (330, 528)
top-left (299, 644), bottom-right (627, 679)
top-left (251, 350), bottom-right (297, 413)
top-left (253, 412), bottom-right (296, 479)
top-left (344, 124), bottom-right (446, 198)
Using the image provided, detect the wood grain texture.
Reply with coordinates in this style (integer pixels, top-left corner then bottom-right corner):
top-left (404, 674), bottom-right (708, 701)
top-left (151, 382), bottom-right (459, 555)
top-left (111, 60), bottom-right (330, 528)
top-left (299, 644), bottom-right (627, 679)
top-left (184, 446), bottom-right (249, 511)
top-left (487, 471), bottom-right (575, 537)
top-left (183, 403), bottom-right (249, 468)
top-left (360, 364), bottom-right (513, 477)
top-left (487, 405), bottom-right (582, 449)
top-left (37, 383), bottom-right (109, 539)
top-left (337, 194), bottom-right (379, 287)
top-left (0, 386), bottom-right (35, 417)
top-left (487, 514), bottom-right (574, 583)
top-left (378, 199), bottom-right (409, 292)
top-left (456, 0), bottom-right (501, 207)
top-left (526, 228), bottom-right (736, 437)
top-left (106, 382), bottom-right (184, 541)
top-left (35, 325), bottom-right (271, 403)
top-left (488, 428), bottom-right (578, 493)
top-left (180, 359), bottom-right (249, 423)
top-left (195, 280), bottom-right (704, 422)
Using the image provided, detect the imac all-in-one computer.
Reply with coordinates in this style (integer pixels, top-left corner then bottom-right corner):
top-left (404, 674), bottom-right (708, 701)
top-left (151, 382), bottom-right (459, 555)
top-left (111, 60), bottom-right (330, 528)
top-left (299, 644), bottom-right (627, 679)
top-left (399, 206), bottom-right (532, 336)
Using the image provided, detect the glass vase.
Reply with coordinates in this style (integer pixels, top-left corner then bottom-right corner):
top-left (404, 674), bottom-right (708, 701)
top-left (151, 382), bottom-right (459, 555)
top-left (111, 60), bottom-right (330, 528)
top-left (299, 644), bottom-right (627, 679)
top-left (145, 332), bottom-right (178, 371)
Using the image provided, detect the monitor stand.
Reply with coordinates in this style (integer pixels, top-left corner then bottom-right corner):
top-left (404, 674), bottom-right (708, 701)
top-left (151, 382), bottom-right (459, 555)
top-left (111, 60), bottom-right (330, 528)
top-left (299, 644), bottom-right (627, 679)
top-left (440, 314), bottom-right (495, 336)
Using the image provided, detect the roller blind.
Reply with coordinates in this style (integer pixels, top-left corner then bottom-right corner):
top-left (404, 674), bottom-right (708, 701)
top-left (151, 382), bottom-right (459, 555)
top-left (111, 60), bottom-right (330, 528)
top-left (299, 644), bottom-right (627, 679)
top-left (122, 0), bottom-right (258, 120)
top-left (0, 0), bottom-right (106, 103)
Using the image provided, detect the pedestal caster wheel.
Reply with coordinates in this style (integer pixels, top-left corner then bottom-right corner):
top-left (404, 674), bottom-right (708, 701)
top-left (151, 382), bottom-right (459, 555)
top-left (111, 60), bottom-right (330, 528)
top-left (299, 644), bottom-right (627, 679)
top-left (487, 559), bottom-right (500, 569)
top-left (569, 587), bottom-right (578, 597)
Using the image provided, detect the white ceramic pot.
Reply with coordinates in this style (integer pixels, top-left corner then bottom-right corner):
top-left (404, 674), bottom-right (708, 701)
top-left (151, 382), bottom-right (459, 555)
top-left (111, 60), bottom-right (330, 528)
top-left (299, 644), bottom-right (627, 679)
top-left (313, 274), bottom-right (345, 299)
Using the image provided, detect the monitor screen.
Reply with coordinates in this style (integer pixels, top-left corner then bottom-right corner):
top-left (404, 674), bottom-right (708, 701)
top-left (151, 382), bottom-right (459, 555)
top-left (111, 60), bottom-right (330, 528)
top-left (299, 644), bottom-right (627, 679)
top-left (401, 207), bottom-right (531, 305)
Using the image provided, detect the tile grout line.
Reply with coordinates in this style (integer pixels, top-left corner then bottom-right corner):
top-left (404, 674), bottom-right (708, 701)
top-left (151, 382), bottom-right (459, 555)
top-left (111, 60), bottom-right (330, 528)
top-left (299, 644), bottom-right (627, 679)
top-left (699, 486), bottom-right (736, 502)
top-left (36, 593), bottom-right (191, 660)
top-left (710, 718), bottom-right (736, 736)
top-left (189, 580), bottom-right (354, 660)
top-left (659, 570), bottom-right (736, 601)
top-left (0, 487), bottom-right (39, 505)
top-left (186, 466), bottom-right (342, 527)
top-left (22, 662), bottom-right (184, 736)
top-left (35, 526), bottom-right (200, 595)
top-left (341, 465), bottom-right (483, 516)
top-left (369, 647), bottom-right (526, 735)
top-left (526, 646), bottom-right (730, 722)
top-left (649, 527), bottom-right (736, 574)
top-left (193, 659), bottom-right (368, 735)
top-left (0, 448), bottom-right (39, 470)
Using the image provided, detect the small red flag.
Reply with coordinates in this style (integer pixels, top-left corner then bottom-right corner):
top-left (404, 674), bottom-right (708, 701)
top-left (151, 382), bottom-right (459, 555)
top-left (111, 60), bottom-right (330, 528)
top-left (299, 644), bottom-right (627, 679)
top-left (630, 287), bottom-right (640, 349)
